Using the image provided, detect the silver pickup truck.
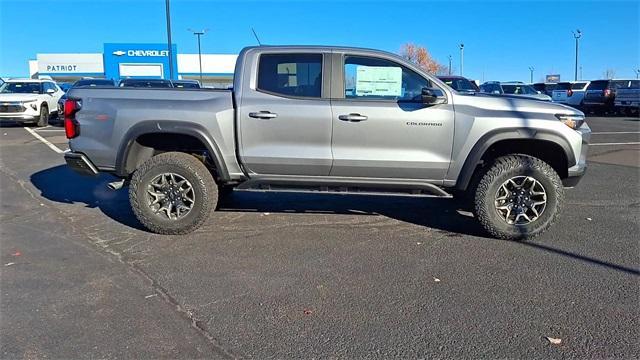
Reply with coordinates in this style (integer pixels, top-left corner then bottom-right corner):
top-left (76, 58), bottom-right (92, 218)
top-left (63, 46), bottom-right (590, 240)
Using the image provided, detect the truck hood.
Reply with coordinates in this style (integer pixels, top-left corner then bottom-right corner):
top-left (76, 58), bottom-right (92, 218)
top-left (0, 93), bottom-right (40, 102)
top-left (453, 92), bottom-right (582, 117)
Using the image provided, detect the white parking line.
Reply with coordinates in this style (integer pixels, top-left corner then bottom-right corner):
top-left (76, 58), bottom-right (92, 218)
top-left (591, 132), bottom-right (640, 135)
top-left (34, 129), bottom-right (65, 132)
top-left (590, 142), bottom-right (640, 146)
top-left (23, 127), bottom-right (64, 154)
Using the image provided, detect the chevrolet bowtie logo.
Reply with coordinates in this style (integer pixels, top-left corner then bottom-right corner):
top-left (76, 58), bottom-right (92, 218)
top-left (112, 50), bottom-right (126, 56)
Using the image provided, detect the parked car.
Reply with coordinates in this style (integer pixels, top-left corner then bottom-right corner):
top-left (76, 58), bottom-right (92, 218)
top-left (583, 79), bottom-right (635, 114)
top-left (57, 82), bottom-right (73, 92)
top-left (64, 45), bottom-right (590, 240)
top-left (532, 82), bottom-right (559, 97)
top-left (172, 79), bottom-right (201, 89)
top-left (58, 79), bottom-right (116, 119)
top-left (551, 81), bottom-right (590, 108)
top-left (480, 81), bottom-right (551, 101)
top-left (437, 76), bottom-right (478, 94)
top-left (119, 78), bottom-right (173, 88)
top-left (614, 80), bottom-right (640, 115)
top-left (0, 79), bottom-right (63, 126)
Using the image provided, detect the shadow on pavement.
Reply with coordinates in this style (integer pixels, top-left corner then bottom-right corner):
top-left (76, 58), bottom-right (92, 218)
top-left (30, 166), bottom-right (639, 276)
top-left (218, 190), bottom-right (487, 237)
top-left (30, 165), bottom-right (143, 230)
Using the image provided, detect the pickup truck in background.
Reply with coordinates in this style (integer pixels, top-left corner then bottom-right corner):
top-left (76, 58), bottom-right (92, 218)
top-left (614, 80), bottom-right (640, 115)
top-left (63, 46), bottom-right (590, 240)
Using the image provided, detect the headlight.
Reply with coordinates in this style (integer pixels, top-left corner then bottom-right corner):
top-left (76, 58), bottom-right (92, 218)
top-left (23, 100), bottom-right (38, 111)
top-left (556, 114), bottom-right (585, 130)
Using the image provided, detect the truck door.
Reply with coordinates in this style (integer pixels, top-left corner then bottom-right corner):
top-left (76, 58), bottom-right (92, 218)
top-left (329, 53), bottom-right (455, 181)
top-left (237, 52), bottom-right (332, 176)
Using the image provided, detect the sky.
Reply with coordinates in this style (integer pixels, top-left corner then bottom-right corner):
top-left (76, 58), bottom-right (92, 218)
top-left (0, 0), bottom-right (638, 82)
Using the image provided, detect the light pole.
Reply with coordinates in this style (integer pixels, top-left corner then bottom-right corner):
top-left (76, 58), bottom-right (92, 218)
top-left (572, 29), bottom-right (582, 81)
top-left (448, 55), bottom-right (452, 75)
top-left (528, 66), bottom-right (535, 83)
top-left (165, 0), bottom-right (174, 80)
top-left (188, 29), bottom-right (208, 84)
top-left (635, 69), bottom-right (640, 79)
top-left (459, 43), bottom-right (464, 76)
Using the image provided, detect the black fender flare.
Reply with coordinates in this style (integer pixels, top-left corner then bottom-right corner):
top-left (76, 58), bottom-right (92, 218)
top-left (114, 120), bottom-right (230, 181)
top-left (455, 128), bottom-right (576, 191)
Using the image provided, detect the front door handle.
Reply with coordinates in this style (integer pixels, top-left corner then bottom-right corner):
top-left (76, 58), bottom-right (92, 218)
top-left (338, 113), bottom-right (368, 122)
top-left (249, 111), bottom-right (278, 119)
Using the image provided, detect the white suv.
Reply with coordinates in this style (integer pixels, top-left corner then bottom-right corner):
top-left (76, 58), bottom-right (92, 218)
top-left (0, 79), bottom-right (63, 126)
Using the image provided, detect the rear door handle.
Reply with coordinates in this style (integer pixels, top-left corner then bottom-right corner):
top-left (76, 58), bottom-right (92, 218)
top-left (249, 111), bottom-right (278, 119)
top-left (338, 113), bottom-right (368, 122)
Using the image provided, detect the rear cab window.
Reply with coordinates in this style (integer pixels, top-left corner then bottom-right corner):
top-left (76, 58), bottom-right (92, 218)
top-left (587, 80), bottom-right (609, 90)
top-left (257, 53), bottom-right (323, 98)
top-left (571, 82), bottom-right (588, 90)
top-left (555, 82), bottom-right (572, 90)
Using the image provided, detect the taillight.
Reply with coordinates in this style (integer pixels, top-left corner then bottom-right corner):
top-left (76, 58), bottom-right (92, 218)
top-left (64, 99), bottom-right (81, 139)
top-left (603, 89), bottom-right (612, 97)
top-left (567, 89), bottom-right (573, 97)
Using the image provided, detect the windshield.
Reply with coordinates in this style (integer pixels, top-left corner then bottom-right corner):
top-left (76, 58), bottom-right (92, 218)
top-left (120, 80), bottom-right (173, 88)
top-left (74, 79), bottom-right (114, 87)
top-left (173, 82), bottom-right (200, 89)
top-left (0, 82), bottom-right (42, 94)
top-left (502, 84), bottom-right (538, 95)
top-left (439, 77), bottom-right (478, 91)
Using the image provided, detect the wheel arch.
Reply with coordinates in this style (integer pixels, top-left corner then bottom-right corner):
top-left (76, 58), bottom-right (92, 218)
top-left (115, 120), bottom-right (229, 181)
top-left (455, 128), bottom-right (576, 191)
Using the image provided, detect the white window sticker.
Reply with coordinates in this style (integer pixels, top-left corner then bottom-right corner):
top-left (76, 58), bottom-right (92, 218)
top-left (355, 66), bottom-right (402, 96)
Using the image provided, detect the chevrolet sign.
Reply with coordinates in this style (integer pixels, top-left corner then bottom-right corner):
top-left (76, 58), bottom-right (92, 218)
top-left (112, 50), bottom-right (169, 57)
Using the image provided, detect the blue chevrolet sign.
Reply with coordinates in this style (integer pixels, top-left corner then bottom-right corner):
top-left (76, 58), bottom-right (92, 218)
top-left (103, 43), bottom-right (178, 80)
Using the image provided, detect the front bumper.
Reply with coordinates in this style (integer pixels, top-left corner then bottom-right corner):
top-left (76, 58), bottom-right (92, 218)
top-left (64, 152), bottom-right (99, 176)
top-left (563, 125), bottom-right (590, 188)
top-left (0, 114), bottom-right (38, 122)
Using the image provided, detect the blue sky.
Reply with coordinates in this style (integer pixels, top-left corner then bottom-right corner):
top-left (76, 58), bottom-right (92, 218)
top-left (1, 0), bottom-right (638, 81)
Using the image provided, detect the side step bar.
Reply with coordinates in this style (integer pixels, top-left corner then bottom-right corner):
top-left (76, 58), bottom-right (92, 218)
top-left (235, 176), bottom-right (452, 198)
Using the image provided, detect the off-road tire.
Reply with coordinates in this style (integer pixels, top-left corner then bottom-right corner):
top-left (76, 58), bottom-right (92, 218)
top-left (129, 152), bottom-right (217, 235)
top-left (36, 105), bottom-right (48, 127)
top-left (473, 155), bottom-right (564, 240)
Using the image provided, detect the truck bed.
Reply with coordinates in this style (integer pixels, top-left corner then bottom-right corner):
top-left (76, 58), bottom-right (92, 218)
top-left (66, 87), bottom-right (240, 176)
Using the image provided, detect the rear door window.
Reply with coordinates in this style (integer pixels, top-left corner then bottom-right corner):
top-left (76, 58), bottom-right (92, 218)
top-left (257, 53), bottom-right (323, 98)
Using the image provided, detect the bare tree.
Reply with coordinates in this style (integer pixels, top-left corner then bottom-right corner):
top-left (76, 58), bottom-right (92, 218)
top-left (399, 43), bottom-right (448, 75)
top-left (603, 69), bottom-right (616, 79)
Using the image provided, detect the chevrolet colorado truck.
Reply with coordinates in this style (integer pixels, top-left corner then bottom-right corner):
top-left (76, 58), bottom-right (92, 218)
top-left (63, 46), bottom-right (590, 239)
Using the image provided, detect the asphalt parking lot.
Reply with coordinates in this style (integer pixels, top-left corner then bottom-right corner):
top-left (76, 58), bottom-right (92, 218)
top-left (1, 116), bottom-right (638, 359)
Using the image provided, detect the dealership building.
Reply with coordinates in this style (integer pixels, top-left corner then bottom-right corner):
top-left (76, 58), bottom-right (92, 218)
top-left (28, 43), bottom-right (237, 87)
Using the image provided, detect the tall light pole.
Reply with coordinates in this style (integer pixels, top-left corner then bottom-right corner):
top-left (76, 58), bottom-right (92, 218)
top-left (572, 29), bottom-right (582, 81)
top-left (165, 0), bottom-right (174, 80)
top-left (635, 69), bottom-right (640, 79)
top-left (188, 29), bottom-right (208, 84)
top-left (528, 66), bottom-right (535, 83)
top-left (459, 43), bottom-right (464, 76)
top-left (448, 55), bottom-right (452, 75)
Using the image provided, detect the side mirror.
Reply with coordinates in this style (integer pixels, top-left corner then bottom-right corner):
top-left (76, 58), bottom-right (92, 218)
top-left (537, 90), bottom-right (542, 94)
top-left (492, 90), bottom-right (500, 94)
top-left (46, 88), bottom-right (55, 95)
top-left (421, 87), bottom-right (446, 105)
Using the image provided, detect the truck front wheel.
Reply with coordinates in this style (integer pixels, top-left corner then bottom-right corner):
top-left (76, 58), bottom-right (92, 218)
top-left (129, 152), bottom-right (218, 235)
top-left (473, 155), bottom-right (564, 240)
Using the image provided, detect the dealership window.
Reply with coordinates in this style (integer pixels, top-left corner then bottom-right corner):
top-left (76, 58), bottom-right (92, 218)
top-left (344, 56), bottom-right (431, 101)
top-left (257, 53), bottom-right (322, 98)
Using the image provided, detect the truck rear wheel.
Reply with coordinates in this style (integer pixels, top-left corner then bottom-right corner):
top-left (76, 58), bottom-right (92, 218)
top-left (129, 152), bottom-right (217, 235)
top-left (473, 155), bottom-right (564, 240)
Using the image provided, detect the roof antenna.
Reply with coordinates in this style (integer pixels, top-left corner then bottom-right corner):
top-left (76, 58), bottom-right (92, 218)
top-left (251, 27), bottom-right (262, 45)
